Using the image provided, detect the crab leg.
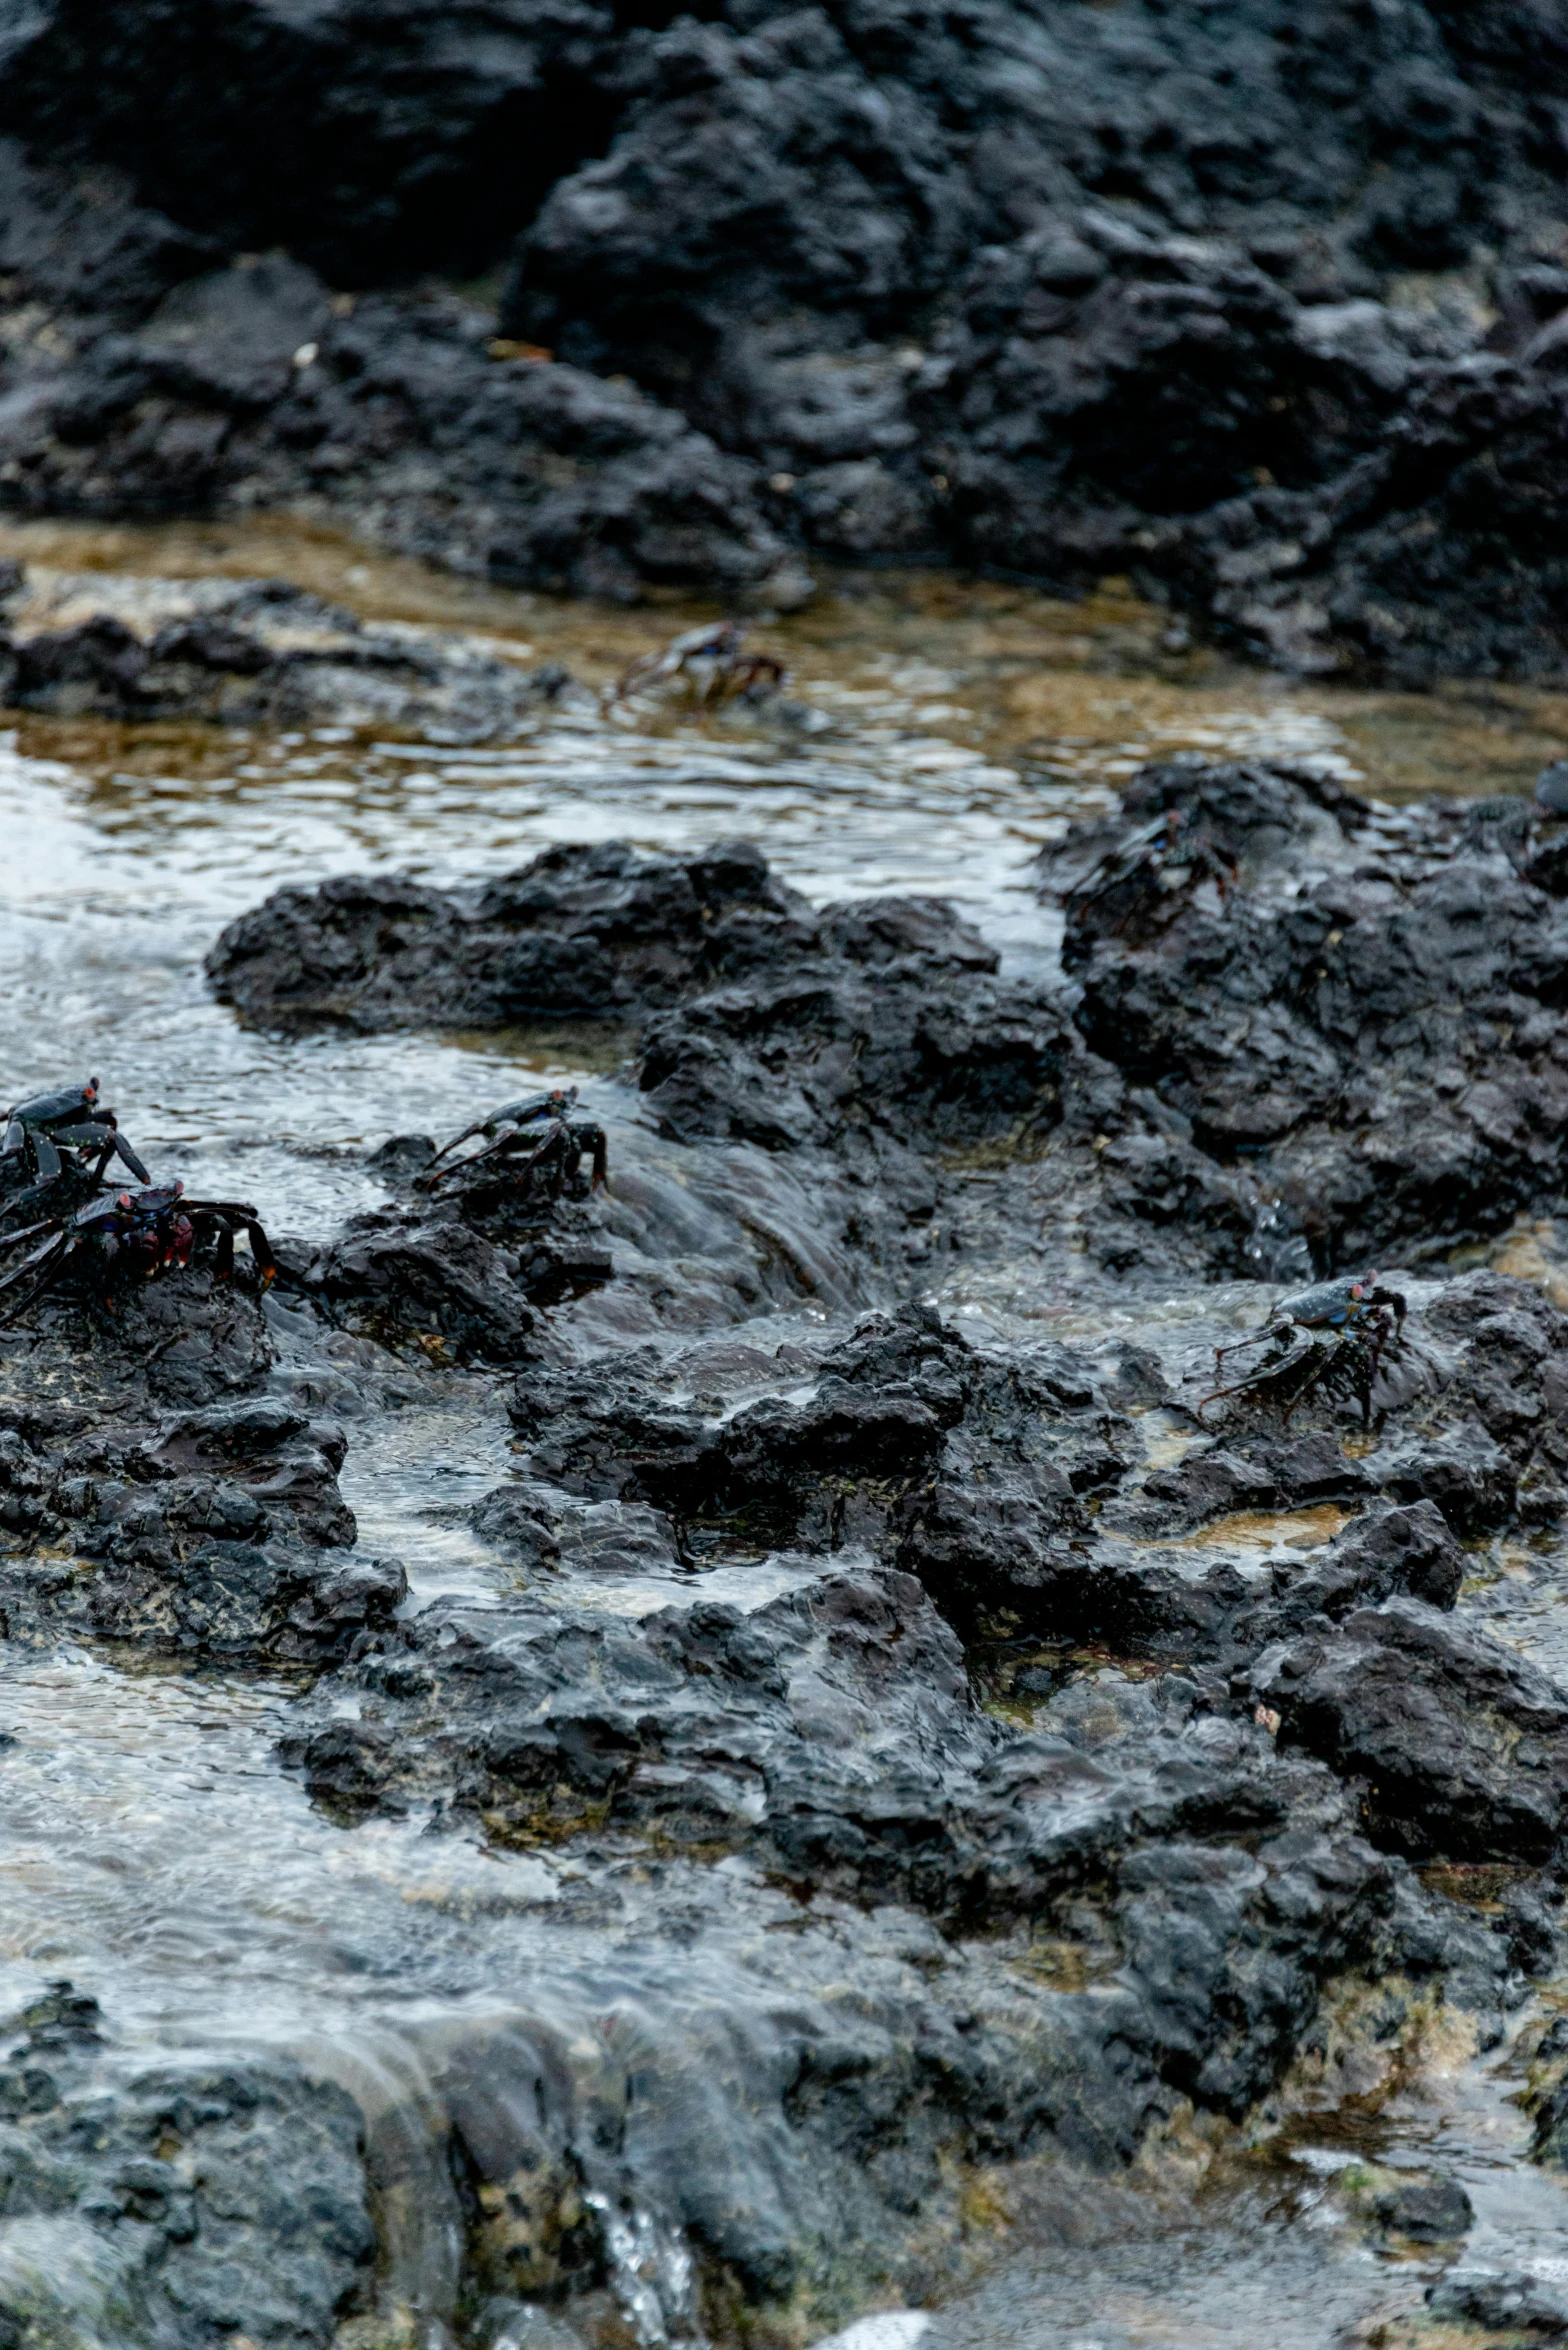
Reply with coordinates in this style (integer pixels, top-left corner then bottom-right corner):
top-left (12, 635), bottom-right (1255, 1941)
top-left (1197, 1329), bottom-right (1313, 1423)
top-left (1358, 1310), bottom-right (1401, 1422)
top-left (1276, 1339), bottom-right (1341, 1426)
top-left (0, 1212), bottom-right (67, 1258)
top-left (572, 1123), bottom-right (609, 1190)
top-left (0, 1227), bottom-right (69, 1292)
top-left (423, 1092), bottom-right (576, 1181)
top-left (1210, 1322), bottom-right (1284, 1376)
top-left (108, 1130), bottom-right (151, 1183)
top-left (422, 1123), bottom-right (524, 1186)
top-left (424, 1115), bottom-right (505, 1173)
top-left (0, 1233), bottom-right (72, 1324)
top-left (184, 1203), bottom-right (277, 1285)
top-left (242, 1221), bottom-right (278, 1284)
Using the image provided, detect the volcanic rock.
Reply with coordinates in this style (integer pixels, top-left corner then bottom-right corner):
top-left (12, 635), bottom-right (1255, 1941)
top-left (0, 565), bottom-right (581, 740)
top-left (0, 145), bottom-right (796, 604)
top-left (0, 1264), bottom-right (386, 1663)
top-left (1042, 758), bottom-right (1568, 1271)
top-left (6, 9), bottom-right (1568, 658)
top-left (1429, 2271), bottom-right (1568, 2334)
top-left (1247, 1597), bottom-right (1568, 1862)
top-left (0, 1986), bottom-right (374, 2345)
top-left (206, 838), bottom-right (820, 1032)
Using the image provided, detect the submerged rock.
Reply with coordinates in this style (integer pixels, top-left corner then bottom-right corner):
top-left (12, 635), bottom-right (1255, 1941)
top-left (496, 1275), bottom-right (1564, 1670)
top-left (20, 776), bottom-right (1568, 2339)
top-left (260, 1541), bottom-right (1532, 2328)
top-left (213, 778), bottom-right (1568, 1286)
top-left (0, 1984), bottom-right (374, 2345)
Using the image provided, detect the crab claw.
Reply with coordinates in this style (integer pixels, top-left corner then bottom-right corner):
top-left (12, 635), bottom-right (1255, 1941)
top-left (111, 1132), bottom-right (151, 1184)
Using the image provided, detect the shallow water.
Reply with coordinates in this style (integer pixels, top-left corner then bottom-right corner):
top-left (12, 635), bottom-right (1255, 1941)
top-left (1, 514), bottom-right (1567, 2346)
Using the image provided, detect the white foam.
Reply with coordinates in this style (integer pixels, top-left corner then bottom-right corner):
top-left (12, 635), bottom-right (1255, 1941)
top-left (809, 2314), bottom-right (933, 2350)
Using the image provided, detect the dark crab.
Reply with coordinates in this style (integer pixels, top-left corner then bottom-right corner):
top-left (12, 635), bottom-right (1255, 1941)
top-left (1199, 1274), bottom-right (1407, 1427)
top-left (417, 1088), bottom-right (608, 1205)
top-left (610, 622), bottom-right (786, 708)
top-left (1064, 804), bottom-right (1238, 949)
top-left (2, 1077), bottom-right (150, 1194)
top-left (0, 1181), bottom-right (276, 1327)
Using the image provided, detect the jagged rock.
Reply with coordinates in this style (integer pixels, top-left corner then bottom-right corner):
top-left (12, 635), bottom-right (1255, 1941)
top-left (0, 142), bottom-right (796, 603)
top-left (0, 1986), bottom-right (374, 2345)
top-left (298, 1215), bottom-right (540, 1366)
top-left (1042, 760), bottom-right (1568, 1271)
top-left (0, 1540), bottom-right (407, 1666)
top-left (1248, 1598), bottom-right (1568, 1862)
top-left (1246, 1501), bottom-right (1466, 1636)
top-left (5, 5), bottom-right (1568, 653)
top-left (1429, 2270), bottom-right (1568, 2334)
top-left (635, 895), bottom-right (1090, 1158)
top-left (206, 839), bottom-right (818, 1032)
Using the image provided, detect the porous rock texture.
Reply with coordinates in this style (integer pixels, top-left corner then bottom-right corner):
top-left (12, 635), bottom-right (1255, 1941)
top-left (0, 1259), bottom-right (404, 1666)
top-left (212, 758), bottom-right (1568, 1278)
top-left (0, 1987), bottom-right (375, 2347)
top-left (20, 777), bottom-right (1568, 2340)
top-left (1039, 756), bottom-right (1568, 1272)
top-left (251, 1267), bottom-right (1566, 2333)
top-left (7, 6), bottom-right (1568, 662)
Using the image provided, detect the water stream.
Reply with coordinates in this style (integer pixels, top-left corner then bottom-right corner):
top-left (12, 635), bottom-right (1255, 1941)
top-left (2, 514), bottom-right (1567, 2345)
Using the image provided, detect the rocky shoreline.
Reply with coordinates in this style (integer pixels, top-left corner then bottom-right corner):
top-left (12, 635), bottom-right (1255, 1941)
top-left (4, 758), bottom-right (1568, 2342)
top-left (5, 2), bottom-right (1568, 672)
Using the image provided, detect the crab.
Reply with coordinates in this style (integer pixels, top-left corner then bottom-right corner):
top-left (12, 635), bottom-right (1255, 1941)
top-left (417, 1088), bottom-right (608, 1205)
top-left (1064, 804), bottom-right (1238, 949)
top-left (1198, 1274), bottom-right (1407, 1427)
top-left (0, 1181), bottom-right (276, 1327)
top-left (610, 622), bottom-right (786, 709)
top-left (2, 1077), bottom-right (150, 1195)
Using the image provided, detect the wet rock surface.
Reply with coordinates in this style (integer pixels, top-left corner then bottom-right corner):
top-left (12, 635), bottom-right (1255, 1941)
top-left (15, 785), bottom-right (1568, 2343)
top-left (1430, 2268), bottom-right (1568, 2334)
top-left (1247, 1597), bottom-right (1568, 1863)
top-left (0, 1985), bottom-right (374, 2347)
top-left (1040, 758), bottom-right (1568, 1272)
top-left (0, 563), bottom-right (584, 740)
top-left (216, 763), bottom-right (1568, 1281)
top-left (0, 1268), bottom-right (398, 1665)
top-left (207, 839), bottom-right (821, 1032)
top-left (8, 10), bottom-right (1568, 661)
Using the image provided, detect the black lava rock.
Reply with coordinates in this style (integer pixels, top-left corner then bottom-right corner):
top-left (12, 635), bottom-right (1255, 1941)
top-left (1043, 759), bottom-right (1568, 1271)
top-left (1248, 1597), bottom-right (1568, 1863)
top-left (6, 8), bottom-right (1568, 655)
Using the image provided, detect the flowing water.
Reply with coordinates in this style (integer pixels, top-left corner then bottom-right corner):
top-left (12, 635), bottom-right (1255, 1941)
top-left (2, 512), bottom-right (1568, 2346)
